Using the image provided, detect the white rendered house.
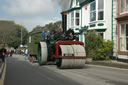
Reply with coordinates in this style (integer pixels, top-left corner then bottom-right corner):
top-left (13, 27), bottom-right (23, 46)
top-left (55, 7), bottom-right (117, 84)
top-left (81, 0), bottom-right (112, 42)
top-left (62, 0), bottom-right (128, 59)
top-left (65, 0), bottom-right (112, 44)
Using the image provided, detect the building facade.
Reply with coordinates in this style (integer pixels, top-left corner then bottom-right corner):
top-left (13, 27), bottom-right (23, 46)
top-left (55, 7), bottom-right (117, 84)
top-left (115, 0), bottom-right (128, 59)
top-left (62, 0), bottom-right (128, 59)
top-left (80, 0), bottom-right (112, 43)
top-left (65, 0), bottom-right (112, 43)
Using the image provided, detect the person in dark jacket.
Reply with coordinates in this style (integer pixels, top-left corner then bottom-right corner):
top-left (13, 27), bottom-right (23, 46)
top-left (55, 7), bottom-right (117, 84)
top-left (0, 47), bottom-right (7, 62)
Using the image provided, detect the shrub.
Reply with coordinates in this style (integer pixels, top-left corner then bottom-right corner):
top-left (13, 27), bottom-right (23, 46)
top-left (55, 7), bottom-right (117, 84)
top-left (95, 40), bottom-right (113, 60)
top-left (85, 30), bottom-right (113, 60)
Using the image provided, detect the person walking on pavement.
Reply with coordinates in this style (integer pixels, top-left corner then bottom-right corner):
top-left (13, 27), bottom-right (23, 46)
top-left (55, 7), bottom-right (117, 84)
top-left (0, 46), bottom-right (7, 62)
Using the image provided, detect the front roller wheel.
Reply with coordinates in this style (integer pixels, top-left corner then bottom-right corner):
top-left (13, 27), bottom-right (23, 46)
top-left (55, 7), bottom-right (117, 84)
top-left (38, 42), bottom-right (48, 65)
top-left (56, 45), bottom-right (86, 69)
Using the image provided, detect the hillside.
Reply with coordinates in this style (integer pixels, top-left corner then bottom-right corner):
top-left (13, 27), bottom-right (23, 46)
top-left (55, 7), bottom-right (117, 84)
top-left (30, 21), bottom-right (62, 35)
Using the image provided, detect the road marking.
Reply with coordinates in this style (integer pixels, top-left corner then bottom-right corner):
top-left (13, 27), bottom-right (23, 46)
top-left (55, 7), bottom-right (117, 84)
top-left (0, 61), bottom-right (7, 85)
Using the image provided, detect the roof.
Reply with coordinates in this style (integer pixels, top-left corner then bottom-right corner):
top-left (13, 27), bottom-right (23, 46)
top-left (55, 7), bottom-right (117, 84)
top-left (61, 0), bottom-right (94, 13)
top-left (80, 0), bottom-right (95, 6)
top-left (79, 0), bottom-right (85, 4)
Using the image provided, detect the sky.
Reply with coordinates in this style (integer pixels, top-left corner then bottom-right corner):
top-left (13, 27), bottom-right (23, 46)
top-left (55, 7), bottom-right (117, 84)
top-left (0, 0), bottom-right (70, 32)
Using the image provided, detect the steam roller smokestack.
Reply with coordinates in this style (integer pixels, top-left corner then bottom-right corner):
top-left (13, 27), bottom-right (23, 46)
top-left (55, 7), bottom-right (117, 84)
top-left (61, 11), bottom-right (67, 33)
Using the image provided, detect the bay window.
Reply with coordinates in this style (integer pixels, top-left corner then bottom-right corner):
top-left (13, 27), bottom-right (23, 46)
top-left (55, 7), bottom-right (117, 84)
top-left (75, 10), bottom-right (80, 26)
top-left (126, 25), bottom-right (128, 50)
top-left (71, 11), bottom-right (74, 26)
top-left (120, 24), bottom-right (128, 51)
top-left (121, 0), bottom-right (128, 13)
top-left (90, 1), bottom-right (96, 22)
top-left (90, 0), bottom-right (104, 22)
top-left (98, 0), bottom-right (104, 20)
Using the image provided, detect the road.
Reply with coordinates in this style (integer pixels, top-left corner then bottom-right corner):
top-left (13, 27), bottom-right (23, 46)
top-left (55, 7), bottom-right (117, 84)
top-left (4, 55), bottom-right (128, 85)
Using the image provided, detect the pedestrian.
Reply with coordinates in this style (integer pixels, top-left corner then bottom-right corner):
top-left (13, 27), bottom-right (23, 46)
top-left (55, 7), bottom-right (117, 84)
top-left (24, 48), bottom-right (28, 60)
top-left (10, 48), bottom-right (14, 57)
top-left (0, 46), bottom-right (7, 62)
top-left (6, 49), bottom-right (9, 57)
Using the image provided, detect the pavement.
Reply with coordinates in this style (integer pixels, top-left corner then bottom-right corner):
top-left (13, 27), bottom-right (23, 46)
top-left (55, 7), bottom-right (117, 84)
top-left (0, 60), bottom-right (2, 68)
top-left (89, 60), bottom-right (128, 69)
top-left (43, 65), bottom-right (128, 85)
top-left (4, 54), bottom-right (128, 85)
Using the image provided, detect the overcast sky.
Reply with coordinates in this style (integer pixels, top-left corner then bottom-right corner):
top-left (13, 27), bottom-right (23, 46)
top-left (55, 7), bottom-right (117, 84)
top-left (0, 0), bottom-right (70, 32)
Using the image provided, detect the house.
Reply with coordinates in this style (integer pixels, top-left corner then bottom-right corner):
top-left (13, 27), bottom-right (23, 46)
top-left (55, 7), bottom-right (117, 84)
top-left (80, 0), bottom-right (112, 43)
top-left (62, 0), bottom-right (112, 43)
top-left (114, 0), bottom-right (128, 59)
top-left (61, 0), bottom-right (128, 59)
top-left (62, 0), bottom-right (85, 42)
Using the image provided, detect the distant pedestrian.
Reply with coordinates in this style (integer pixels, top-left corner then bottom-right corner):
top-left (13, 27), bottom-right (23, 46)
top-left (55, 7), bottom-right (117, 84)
top-left (24, 49), bottom-right (28, 60)
top-left (10, 48), bottom-right (14, 57)
top-left (6, 50), bottom-right (9, 57)
top-left (0, 47), bottom-right (7, 62)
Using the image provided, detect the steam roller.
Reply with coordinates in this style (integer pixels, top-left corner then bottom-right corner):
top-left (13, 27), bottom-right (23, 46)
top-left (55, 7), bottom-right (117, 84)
top-left (38, 29), bottom-right (87, 69)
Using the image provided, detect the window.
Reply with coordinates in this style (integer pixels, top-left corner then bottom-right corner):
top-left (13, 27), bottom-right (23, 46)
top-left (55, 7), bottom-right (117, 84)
top-left (121, 0), bottom-right (128, 13)
top-left (90, 1), bottom-right (96, 22)
top-left (68, 13), bottom-right (71, 28)
top-left (98, 33), bottom-right (104, 38)
top-left (126, 25), bottom-right (128, 50)
top-left (90, 0), bottom-right (104, 22)
top-left (120, 24), bottom-right (128, 51)
top-left (72, 0), bottom-right (75, 7)
top-left (71, 11), bottom-right (74, 26)
top-left (75, 10), bottom-right (79, 26)
top-left (98, 0), bottom-right (104, 20)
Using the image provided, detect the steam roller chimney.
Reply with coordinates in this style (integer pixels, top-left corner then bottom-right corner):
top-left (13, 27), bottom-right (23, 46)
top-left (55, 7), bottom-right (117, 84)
top-left (61, 11), bottom-right (67, 33)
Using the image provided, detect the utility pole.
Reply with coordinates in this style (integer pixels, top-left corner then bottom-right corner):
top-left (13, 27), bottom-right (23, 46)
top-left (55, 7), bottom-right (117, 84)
top-left (20, 28), bottom-right (23, 47)
top-left (21, 28), bottom-right (22, 44)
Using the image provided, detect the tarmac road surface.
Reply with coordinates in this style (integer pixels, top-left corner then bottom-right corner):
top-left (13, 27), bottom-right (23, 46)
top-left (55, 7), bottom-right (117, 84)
top-left (4, 55), bottom-right (81, 85)
top-left (4, 55), bottom-right (128, 85)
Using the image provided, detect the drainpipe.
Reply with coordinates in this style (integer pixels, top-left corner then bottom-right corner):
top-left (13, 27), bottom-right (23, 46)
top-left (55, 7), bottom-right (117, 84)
top-left (112, 0), bottom-right (113, 41)
top-left (81, 7), bottom-right (83, 42)
top-left (81, 7), bottom-right (82, 28)
top-left (112, 0), bottom-right (114, 59)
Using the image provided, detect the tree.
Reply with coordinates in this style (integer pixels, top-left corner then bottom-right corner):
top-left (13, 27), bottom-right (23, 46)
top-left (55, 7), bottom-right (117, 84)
top-left (0, 20), bottom-right (28, 48)
top-left (0, 20), bottom-right (16, 44)
top-left (15, 24), bottom-right (28, 45)
top-left (30, 21), bottom-right (62, 34)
